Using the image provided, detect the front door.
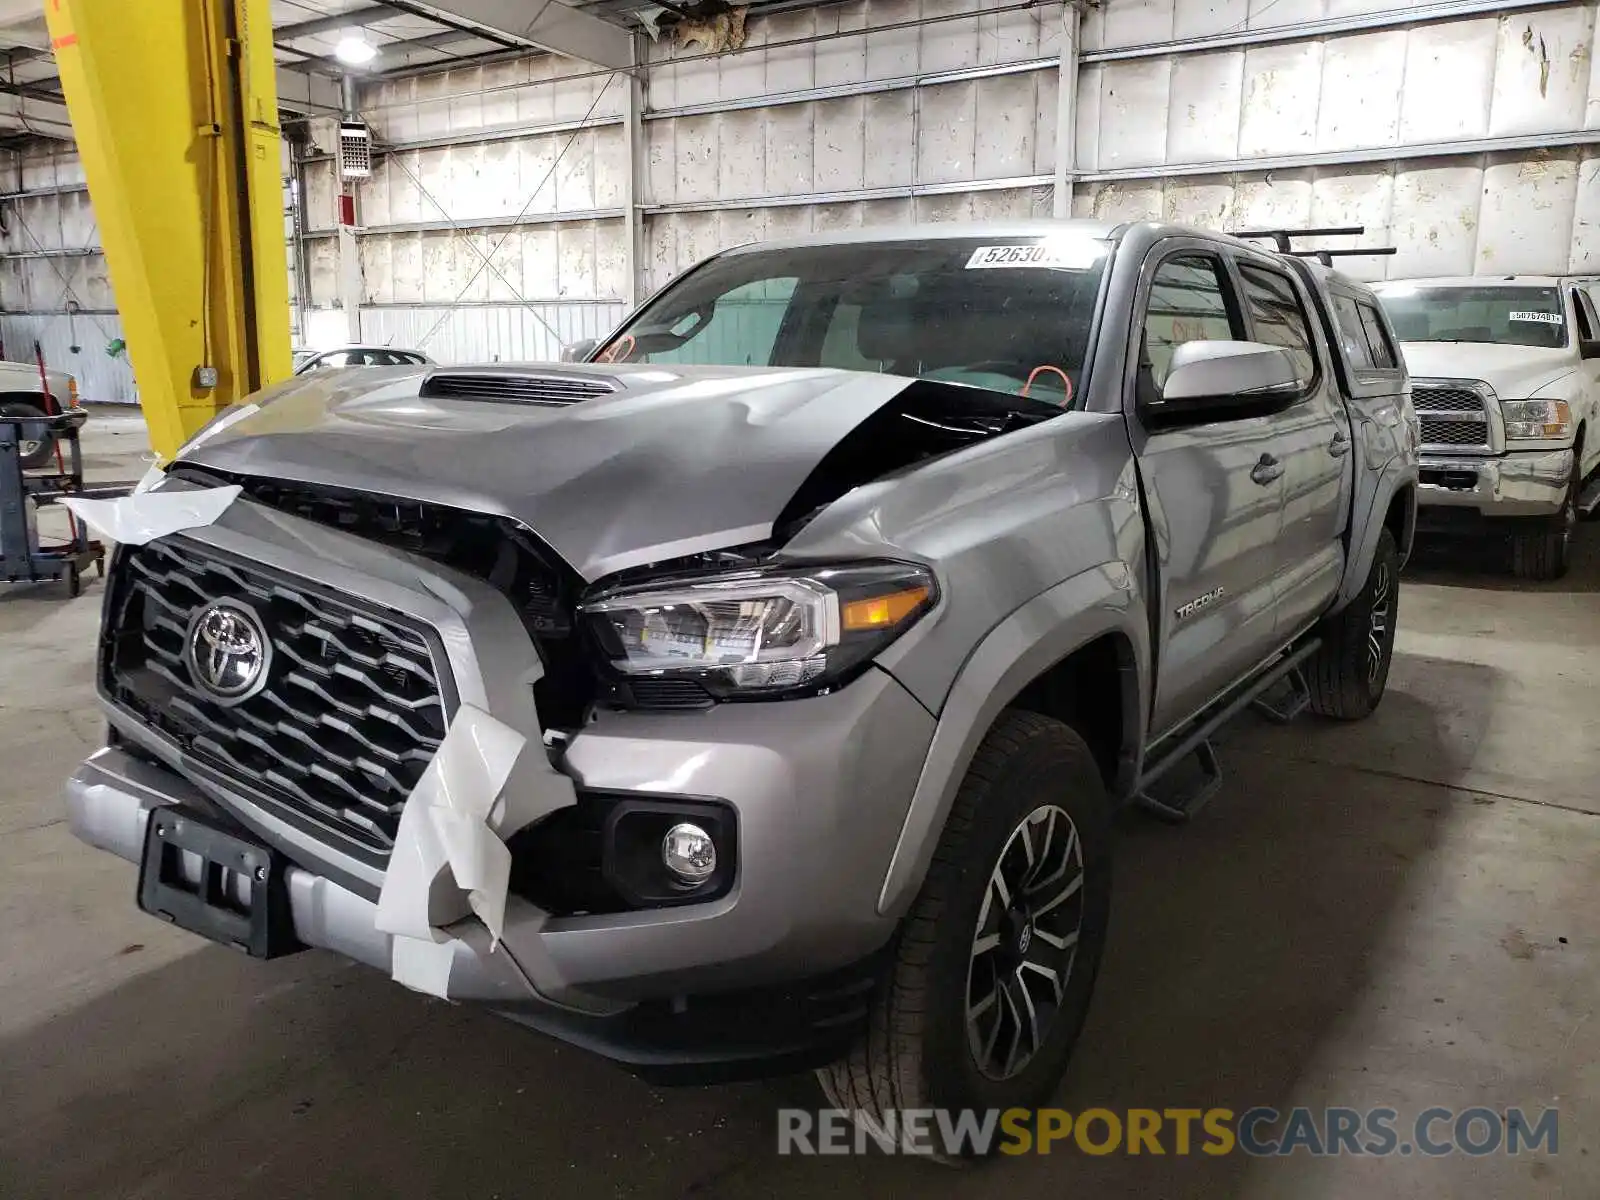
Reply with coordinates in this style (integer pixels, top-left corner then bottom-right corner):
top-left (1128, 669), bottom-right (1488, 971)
top-left (1126, 244), bottom-right (1289, 740)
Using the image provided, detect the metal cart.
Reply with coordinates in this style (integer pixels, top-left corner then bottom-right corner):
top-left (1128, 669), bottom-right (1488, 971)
top-left (0, 410), bottom-right (110, 598)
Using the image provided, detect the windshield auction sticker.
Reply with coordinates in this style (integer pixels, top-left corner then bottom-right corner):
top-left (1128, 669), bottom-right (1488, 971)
top-left (966, 243), bottom-right (1100, 270)
top-left (1508, 311), bottom-right (1563, 324)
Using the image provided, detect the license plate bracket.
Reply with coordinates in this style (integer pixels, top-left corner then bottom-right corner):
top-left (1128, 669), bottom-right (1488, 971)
top-left (137, 805), bottom-right (303, 959)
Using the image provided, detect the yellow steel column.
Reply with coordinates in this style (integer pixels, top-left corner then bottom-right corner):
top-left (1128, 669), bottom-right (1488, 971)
top-left (42, 0), bottom-right (294, 458)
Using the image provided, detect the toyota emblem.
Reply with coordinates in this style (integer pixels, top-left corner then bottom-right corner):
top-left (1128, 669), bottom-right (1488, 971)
top-left (185, 600), bottom-right (270, 702)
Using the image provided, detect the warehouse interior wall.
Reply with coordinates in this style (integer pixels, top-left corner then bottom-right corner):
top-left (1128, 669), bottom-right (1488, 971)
top-left (5, 0), bottom-right (1600, 401)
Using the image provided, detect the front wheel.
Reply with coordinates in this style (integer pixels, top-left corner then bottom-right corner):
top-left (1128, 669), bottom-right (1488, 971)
top-left (1510, 462), bottom-right (1578, 582)
top-left (1306, 527), bottom-right (1399, 720)
top-left (817, 710), bottom-right (1113, 1157)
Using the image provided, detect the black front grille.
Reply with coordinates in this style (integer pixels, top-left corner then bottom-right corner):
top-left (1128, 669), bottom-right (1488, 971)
top-left (1419, 417), bottom-right (1491, 448)
top-left (101, 538), bottom-right (450, 860)
top-left (420, 371), bottom-right (617, 407)
top-left (1412, 387), bottom-right (1487, 414)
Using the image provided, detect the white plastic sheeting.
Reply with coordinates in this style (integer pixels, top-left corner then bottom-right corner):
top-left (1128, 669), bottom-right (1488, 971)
top-left (375, 701), bottom-right (578, 1000)
top-left (60, 485), bottom-right (241, 546)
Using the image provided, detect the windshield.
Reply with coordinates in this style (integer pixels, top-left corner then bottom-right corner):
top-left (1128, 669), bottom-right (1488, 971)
top-left (1375, 285), bottom-right (1568, 349)
top-left (592, 236), bottom-right (1111, 408)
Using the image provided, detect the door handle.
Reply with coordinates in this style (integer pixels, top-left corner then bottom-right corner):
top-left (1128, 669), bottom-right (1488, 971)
top-left (1250, 453), bottom-right (1284, 486)
top-left (1329, 428), bottom-right (1351, 457)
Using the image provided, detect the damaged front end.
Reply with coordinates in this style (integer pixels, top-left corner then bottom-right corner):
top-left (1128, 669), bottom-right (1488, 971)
top-left (70, 361), bottom-right (1064, 1073)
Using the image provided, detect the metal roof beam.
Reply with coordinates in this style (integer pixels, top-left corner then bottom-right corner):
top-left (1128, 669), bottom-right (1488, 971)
top-left (273, 5), bottom-right (397, 42)
top-left (389, 1), bottom-right (631, 69)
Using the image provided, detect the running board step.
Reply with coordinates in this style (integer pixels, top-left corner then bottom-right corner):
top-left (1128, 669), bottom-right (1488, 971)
top-left (1251, 666), bottom-right (1310, 725)
top-left (1135, 740), bottom-right (1222, 824)
top-left (1578, 475), bottom-right (1600, 518)
top-left (1132, 638), bottom-right (1322, 824)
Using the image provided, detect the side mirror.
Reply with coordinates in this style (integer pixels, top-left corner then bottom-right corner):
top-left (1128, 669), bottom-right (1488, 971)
top-left (1579, 339), bottom-right (1600, 361)
top-left (561, 337), bottom-right (601, 363)
top-left (1145, 341), bottom-right (1305, 428)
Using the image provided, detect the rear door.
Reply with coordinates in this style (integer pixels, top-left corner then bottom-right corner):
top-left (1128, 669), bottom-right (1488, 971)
top-left (1231, 255), bottom-right (1352, 642)
top-left (1126, 242), bottom-right (1289, 739)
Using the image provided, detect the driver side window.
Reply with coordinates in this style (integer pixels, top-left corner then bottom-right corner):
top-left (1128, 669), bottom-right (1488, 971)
top-left (1141, 256), bottom-right (1241, 389)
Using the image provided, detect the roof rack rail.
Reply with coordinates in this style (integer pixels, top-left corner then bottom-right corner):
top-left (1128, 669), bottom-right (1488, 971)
top-left (1287, 246), bottom-right (1399, 268)
top-left (1229, 225), bottom-right (1397, 268)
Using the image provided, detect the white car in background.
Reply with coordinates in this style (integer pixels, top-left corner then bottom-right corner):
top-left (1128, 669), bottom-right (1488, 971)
top-left (1373, 276), bottom-right (1600, 580)
top-left (292, 345), bottom-right (432, 375)
top-left (0, 357), bottom-right (78, 469)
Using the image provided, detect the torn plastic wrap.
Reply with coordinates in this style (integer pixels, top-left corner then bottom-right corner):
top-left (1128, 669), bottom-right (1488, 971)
top-left (374, 702), bottom-right (578, 999)
top-left (60, 485), bottom-right (241, 545)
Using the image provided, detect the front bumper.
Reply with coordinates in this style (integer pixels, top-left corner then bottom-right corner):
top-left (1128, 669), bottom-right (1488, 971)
top-left (72, 695), bottom-right (919, 1082)
top-left (1416, 447), bottom-right (1574, 521)
top-left (73, 496), bottom-right (940, 1080)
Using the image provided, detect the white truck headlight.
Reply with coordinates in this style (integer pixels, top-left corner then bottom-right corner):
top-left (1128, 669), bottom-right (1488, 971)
top-left (580, 562), bottom-right (936, 699)
top-left (1501, 399), bottom-right (1571, 441)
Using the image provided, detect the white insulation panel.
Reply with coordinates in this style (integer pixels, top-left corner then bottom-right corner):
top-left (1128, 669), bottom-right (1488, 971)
top-left (14, 1), bottom-right (1600, 381)
top-left (1072, 148), bottom-right (1600, 279)
top-left (1077, 6), bottom-right (1600, 172)
top-left (358, 301), bottom-right (628, 363)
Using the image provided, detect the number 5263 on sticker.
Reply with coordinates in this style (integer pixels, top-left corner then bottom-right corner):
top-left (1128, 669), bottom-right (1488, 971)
top-left (966, 242), bottom-right (1104, 271)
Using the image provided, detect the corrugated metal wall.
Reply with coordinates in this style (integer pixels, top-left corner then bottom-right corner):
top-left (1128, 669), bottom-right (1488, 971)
top-left (1072, 1), bottom-right (1600, 279)
top-left (0, 311), bottom-right (136, 404)
top-left (359, 301), bottom-right (628, 362)
top-left (640, 2), bottom-right (1063, 290)
top-left (9, 0), bottom-right (1600, 399)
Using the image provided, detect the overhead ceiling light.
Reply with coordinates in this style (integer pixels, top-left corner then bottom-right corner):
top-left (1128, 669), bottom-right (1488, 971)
top-left (334, 35), bottom-right (378, 66)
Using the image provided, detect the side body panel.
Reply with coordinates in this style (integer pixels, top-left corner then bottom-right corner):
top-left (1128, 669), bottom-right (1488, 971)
top-left (1564, 282), bottom-right (1600, 477)
top-left (1113, 236), bottom-right (1293, 739)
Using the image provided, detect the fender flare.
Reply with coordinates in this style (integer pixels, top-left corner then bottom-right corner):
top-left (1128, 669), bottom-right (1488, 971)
top-left (875, 561), bottom-right (1149, 918)
top-left (1334, 472), bottom-right (1416, 611)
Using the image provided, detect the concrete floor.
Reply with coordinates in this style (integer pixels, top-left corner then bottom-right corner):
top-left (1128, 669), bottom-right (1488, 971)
top-left (1, 412), bottom-right (1595, 1197)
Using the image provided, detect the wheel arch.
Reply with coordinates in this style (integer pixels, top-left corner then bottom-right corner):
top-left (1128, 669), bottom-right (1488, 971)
top-left (874, 563), bottom-right (1149, 918)
top-left (1335, 473), bottom-right (1417, 611)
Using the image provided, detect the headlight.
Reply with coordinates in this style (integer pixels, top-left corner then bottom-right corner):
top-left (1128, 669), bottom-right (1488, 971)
top-left (1502, 399), bottom-right (1571, 441)
top-left (580, 561), bottom-right (936, 700)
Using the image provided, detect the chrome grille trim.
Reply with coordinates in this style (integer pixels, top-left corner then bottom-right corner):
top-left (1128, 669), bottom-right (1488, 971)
top-left (1413, 378), bottom-right (1496, 455)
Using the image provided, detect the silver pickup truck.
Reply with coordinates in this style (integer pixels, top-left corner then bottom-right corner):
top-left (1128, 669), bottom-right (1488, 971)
top-left (67, 221), bottom-right (1417, 1143)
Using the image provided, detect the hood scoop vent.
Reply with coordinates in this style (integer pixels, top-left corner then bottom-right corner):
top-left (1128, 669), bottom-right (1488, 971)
top-left (419, 370), bottom-right (619, 407)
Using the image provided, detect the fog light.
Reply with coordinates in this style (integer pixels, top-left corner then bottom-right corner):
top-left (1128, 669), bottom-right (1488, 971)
top-left (661, 822), bottom-right (716, 883)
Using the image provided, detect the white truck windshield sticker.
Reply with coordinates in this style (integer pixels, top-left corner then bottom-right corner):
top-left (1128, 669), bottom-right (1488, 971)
top-left (966, 243), bottom-right (1100, 270)
top-left (1508, 311), bottom-right (1563, 324)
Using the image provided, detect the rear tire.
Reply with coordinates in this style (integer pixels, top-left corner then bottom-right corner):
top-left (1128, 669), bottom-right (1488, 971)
top-left (1510, 462), bottom-right (1578, 582)
top-left (1307, 527), bottom-right (1399, 721)
top-left (817, 710), bottom-right (1112, 1159)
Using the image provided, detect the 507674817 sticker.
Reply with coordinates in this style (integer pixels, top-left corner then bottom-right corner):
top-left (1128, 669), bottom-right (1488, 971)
top-left (1507, 310), bottom-right (1563, 324)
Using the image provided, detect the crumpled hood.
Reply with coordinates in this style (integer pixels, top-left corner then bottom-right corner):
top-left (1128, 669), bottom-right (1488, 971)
top-left (1399, 342), bottom-right (1576, 398)
top-left (180, 363), bottom-right (911, 581)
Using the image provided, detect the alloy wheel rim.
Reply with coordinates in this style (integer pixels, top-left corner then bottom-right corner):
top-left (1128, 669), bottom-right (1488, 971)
top-left (1366, 560), bottom-right (1392, 686)
top-left (965, 804), bottom-right (1085, 1081)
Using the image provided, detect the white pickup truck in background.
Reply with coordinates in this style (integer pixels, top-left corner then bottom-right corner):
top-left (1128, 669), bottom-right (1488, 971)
top-left (1372, 276), bottom-right (1600, 580)
top-left (0, 357), bottom-right (79, 469)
